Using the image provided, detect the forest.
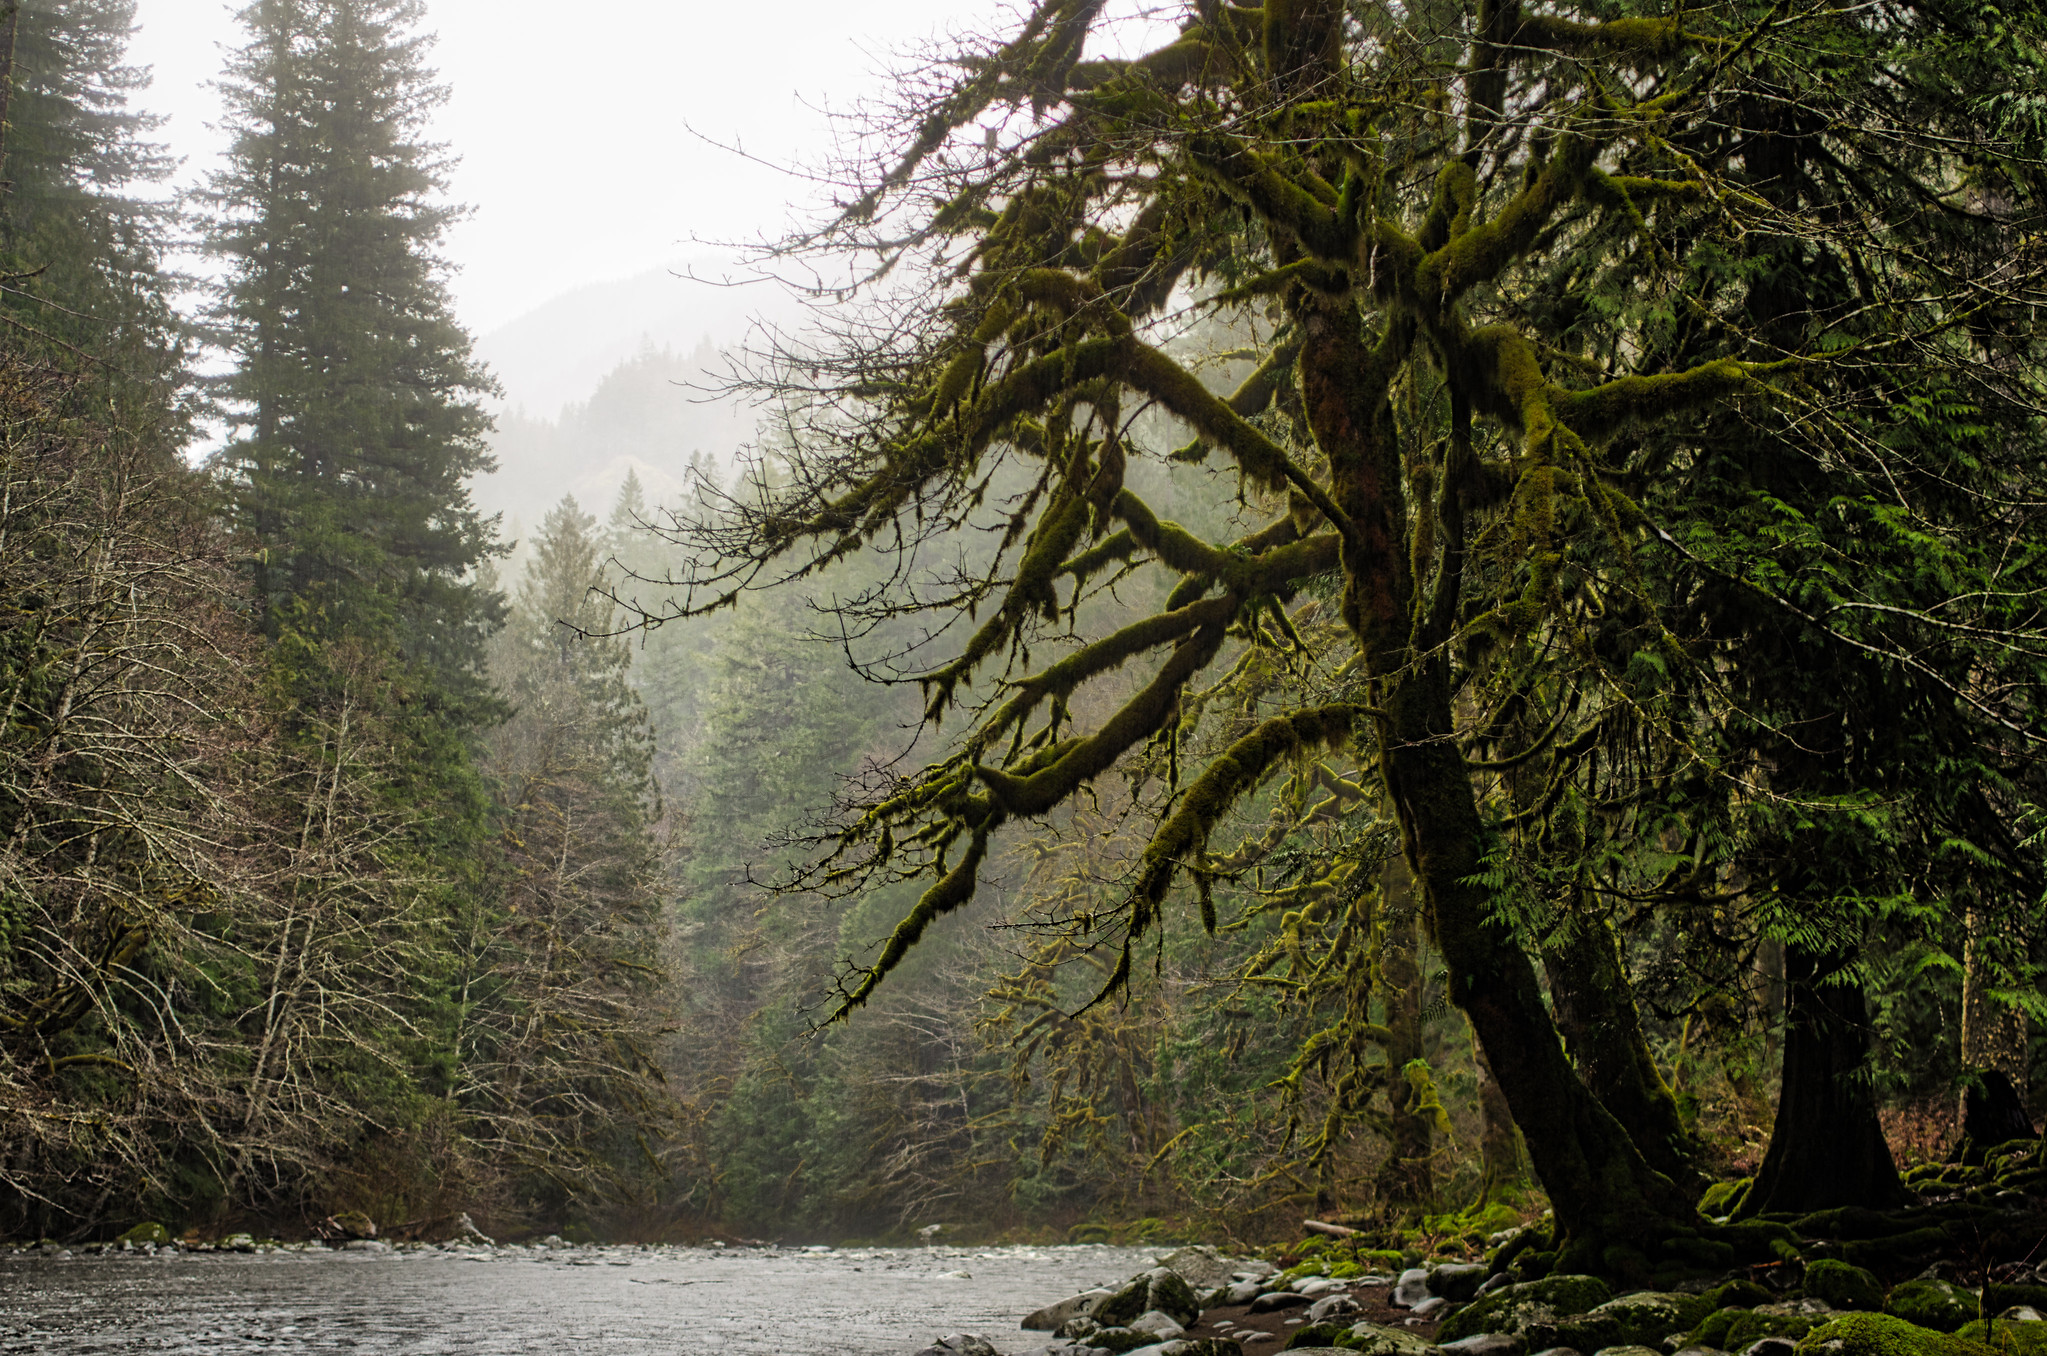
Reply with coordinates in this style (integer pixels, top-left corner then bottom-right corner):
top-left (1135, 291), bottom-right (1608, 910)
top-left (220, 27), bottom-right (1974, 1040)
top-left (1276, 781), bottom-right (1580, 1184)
top-left (3, 0), bottom-right (2047, 1303)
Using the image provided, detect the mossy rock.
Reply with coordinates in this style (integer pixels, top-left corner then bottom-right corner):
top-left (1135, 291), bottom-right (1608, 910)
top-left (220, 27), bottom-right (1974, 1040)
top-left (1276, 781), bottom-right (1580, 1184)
top-left (1795, 1312), bottom-right (1994, 1356)
top-left (1439, 1276), bottom-right (1614, 1343)
top-left (1703, 1180), bottom-right (1755, 1218)
top-left (1887, 1281), bottom-right (1980, 1334)
top-left (1338, 1324), bottom-right (1443, 1356)
top-left (116, 1222), bottom-right (170, 1246)
top-left (1954, 1321), bottom-right (2047, 1356)
top-left (1095, 1268), bottom-right (1202, 1328)
top-left (1807, 1262), bottom-right (1886, 1313)
top-left (1793, 1208), bottom-right (1904, 1242)
top-left (1841, 1231), bottom-right (1953, 1271)
top-left (1593, 1292), bottom-right (1718, 1345)
top-left (1692, 1308), bottom-right (1826, 1349)
top-left (1985, 1291), bottom-right (2047, 1319)
top-left (1089, 1328), bottom-right (1165, 1354)
top-left (1705, 1281), bottom-right (1776, 1312)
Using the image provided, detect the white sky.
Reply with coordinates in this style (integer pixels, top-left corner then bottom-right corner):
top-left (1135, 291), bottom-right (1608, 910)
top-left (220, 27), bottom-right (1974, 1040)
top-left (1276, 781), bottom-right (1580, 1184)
top-left (126, 0), bottom-right (1004, 336)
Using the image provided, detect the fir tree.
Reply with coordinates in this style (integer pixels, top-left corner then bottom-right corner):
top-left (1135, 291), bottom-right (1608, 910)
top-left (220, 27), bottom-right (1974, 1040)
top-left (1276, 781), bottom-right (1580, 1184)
top-left (203, 0), bottom-right (500, 693)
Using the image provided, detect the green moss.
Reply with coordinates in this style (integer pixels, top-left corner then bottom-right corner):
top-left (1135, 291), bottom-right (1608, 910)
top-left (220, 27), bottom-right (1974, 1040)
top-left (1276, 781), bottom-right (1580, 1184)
top-left (1703, 1178), bottom-right (1755, 1218)
top-left (1806, 1261), bottom-right (1887, 1312)
top-left (1796, 1312), bottom-right (1995, 1356)
top-left (115, 1221), bottom-right (170, 1246)
top-left (1592, 1291), bottom-right (1718, 1345)
top-left (1842, 1229), bottom-right (1953, 1271)
top-left (1955, 1321), bottom-right (2047, 1355)
top-left (1888, 1281), bottom-right (1980, 1334)
top-left (1693, 1307), bottom-right (1827, 1349)
top-left (1705, 1280), bottom-right (1776, 1311)
top-left (1794, 1208), bottom-right (1903, 1241)
top-left (1436, 1276), bottom-right (1617, 1344)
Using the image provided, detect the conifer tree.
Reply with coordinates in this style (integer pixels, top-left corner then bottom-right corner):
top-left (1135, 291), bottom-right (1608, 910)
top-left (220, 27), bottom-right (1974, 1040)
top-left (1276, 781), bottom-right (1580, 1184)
top-left (203, 0), bottom-right (500, 692)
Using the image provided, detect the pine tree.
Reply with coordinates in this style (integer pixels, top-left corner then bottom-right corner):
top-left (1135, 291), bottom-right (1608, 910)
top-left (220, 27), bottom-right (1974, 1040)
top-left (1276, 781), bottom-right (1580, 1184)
top-left (0, 0), bottom-right (183, 390)
top-left (203, 0), bottom-right (500, 692)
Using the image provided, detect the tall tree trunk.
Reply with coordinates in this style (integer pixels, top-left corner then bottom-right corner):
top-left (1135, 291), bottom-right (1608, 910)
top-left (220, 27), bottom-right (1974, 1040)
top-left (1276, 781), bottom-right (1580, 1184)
top-left (1546, 905), bottom-right (1705, 1196)
top-left (1471, 1024), bottom-right (1527, 1207)
top-left (1743, 947), bottom-right (1906, 1215)
top-left (1300, 291), bottom-right (1693, 1274)
top-left (1375, 855), bottom-right (1433, 1212)
top-left (1961, 904), bottom-right (2030, 1096)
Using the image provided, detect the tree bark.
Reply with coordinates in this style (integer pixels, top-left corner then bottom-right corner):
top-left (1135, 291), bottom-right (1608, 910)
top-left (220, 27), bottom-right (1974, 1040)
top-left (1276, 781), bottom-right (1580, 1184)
top-left (1472, 1024), bottom-right (1527, 1207)
top-left (1742, 947), bottom-right (1906, 1215)
top-left (1961, 903), bottom-right (2030, 1096)
top-left (1375, 857), bottom-right (1433, 1212)
top-left (1546, 908), bottom-right (1705, 1195)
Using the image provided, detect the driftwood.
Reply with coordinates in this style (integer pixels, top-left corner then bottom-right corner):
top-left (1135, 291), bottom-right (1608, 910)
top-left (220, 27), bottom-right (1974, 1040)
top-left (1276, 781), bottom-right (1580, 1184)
top-left (1302, 1218), bottom-right (1359, 1239)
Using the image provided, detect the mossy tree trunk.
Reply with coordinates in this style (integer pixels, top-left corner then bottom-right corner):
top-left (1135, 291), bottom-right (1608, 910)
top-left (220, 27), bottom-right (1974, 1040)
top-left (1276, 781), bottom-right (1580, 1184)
top-left (1471, 1026), bottom-right (1527, 1208)
top-left (1375, 859), bottom-right (1433, 1213)
top-left (1546, 907), bottom-right (1704, 1196)
top-left (1742, 947), bottom-right (1906, 1215)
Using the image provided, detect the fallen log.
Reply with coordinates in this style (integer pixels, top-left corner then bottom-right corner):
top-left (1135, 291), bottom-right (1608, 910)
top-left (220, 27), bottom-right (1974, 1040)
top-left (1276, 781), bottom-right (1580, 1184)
top-left (1303, 1219), bottom-right (1359, 1239)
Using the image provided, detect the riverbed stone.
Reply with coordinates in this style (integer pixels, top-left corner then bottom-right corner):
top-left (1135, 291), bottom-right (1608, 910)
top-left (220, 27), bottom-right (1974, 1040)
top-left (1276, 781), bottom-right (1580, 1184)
top-left (1027, 1288), bottom-right (1117, 1330)
top-left (1396, 1269), bottom-right (1434, 1308)
top-left (1226, 1281), bottom-right (1267, 1305)
top-left (1439, 1278), bottom-right (1616, 1346)
top-left (1098, 1269), bottom-right (1204, 1329)
top-left (1440, 1334), bottom-right (1528, 1356)
top-left (1252, 1292), bottom-right (1313, 1314)
top-left (1159, 1246), bottom-right (1243, 1292)
top-left (1131, 1311), bottom-right (1188, 1341)
top-left (1432, 1266), bottom-right (1491, 1303)
top-left (116, 1222), bottom-right (170, 1246)
top-left (1885, 1281), bottom-right (1977, 1334)
top-left (1308, 1294), bottom-right (1364, 1324)
top-left (1593, 1294), bottom-right (1716, 1346)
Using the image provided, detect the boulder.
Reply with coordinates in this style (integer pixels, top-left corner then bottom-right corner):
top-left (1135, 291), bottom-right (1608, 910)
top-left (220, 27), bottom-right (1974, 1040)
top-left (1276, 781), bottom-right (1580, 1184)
top-left (1126, 1343), bottom-right (1247, 1356)
top-left (1741, 1340), bottom-right (1799, 1356)
top-left (1593, 1294), bottom-right (1717, 1346)
top-left (1431, 1266), bottom-right (1492, 1304)
top-left (1805, 1263), bottom-right (1885, 1314)
top-left (116, 1222), bottom-right (170, 1247)
top-left (1591, 1346), bottom-right (1663, 1356)
top-left (1689, 1307), bottom-right (1826, 1350)
top-left (1160, 1247), bottom-right (1246, 1292)
top-left (1337, 1321), bottom-right (1442, 1356)
top-left (1254, 1293), bottom-right (1315, 1314)
top-left (1415, 1300), bottom-right (1451, 1319)
top-left (1955, 1321), bottom-right (2047, 1356)
top-left (1099, 1269), bottom-right (1204, 1329)
top-left (1886, 1282), bottom-right (1979, 1335)
top-left (1309, 1296), bottom-right (1365, 1324)
top-left (1396, 1269), bottom-right (1435, 1308)
top-left (1795, 1313), bottom-right (1996, 1356)
top-left (1132, 1312), bottom-right (1190, 1341)
top-left (1440, 1338), bottom-right (1526, 1356)
top-left (1439, 1278), bottom-right (1619, 1346)
top-left (1225, 1281), bottom-right (1266, 1305)
top-left (914, 1339), bottom-right (1001, 1356)
top-left (1028, 1289), bottom-right (1117, 1331)
top-left (330, 1210), bottom-right (377, 1240)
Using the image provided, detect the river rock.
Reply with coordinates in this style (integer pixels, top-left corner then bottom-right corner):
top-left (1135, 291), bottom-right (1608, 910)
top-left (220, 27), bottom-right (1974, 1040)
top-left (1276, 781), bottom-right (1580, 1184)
top-left (1591, 1293), bottom-right (1716, 1346)
top-left (1339, 1321), bottom-right (1442, 1356)
top-left (341, 1238), bottom-right (391, 1252)
top-left (1440, 1334), bottom-right (1528, 1356)
top-left (1737, 1341), bottom-right (1796, 1356)
top-left (1096, 1270), bottom-right (1203, 1328)
top-left (1157, 1246), bottom-right (1241, 1292)
top-left (1298, 1278), bottom-right (1347, 1298)
top-left (330, 1210), bottom-right (377, 1240)
top-left (1308, 1294), bottom-right (1364, 1323)
top-left (1125, 1342), bottom-right (1247, 1356)
top-left (911, 1336), bottom-right (1000, 1356)
top-left (1027, 1288), bottom-right (1117, 1330)
top-left (1414, 1298), bottom-right (1451, 1319)
top-left (1250, 1291), bottom-right (1311, 1313)
top-left (116, 1222), bottom-right (170, 1247)
top-left (1395, 1268), bottom-right (1434, 1308)
top-left (1432, 1264), bottom-right (1491, 1303)
top-left (1224, 1280), bottom-right (1264, 1305)
top-left (1130, 1311), bottom-right (1188, 1341)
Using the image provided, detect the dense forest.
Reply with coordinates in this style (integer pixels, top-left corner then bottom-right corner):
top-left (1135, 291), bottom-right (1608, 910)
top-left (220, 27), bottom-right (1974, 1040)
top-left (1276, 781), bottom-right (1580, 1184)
top-left (3, 0), bottom-right (2047, 1297)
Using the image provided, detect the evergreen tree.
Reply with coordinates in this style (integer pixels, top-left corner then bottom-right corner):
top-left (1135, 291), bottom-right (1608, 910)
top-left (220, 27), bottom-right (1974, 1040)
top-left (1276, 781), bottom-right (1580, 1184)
top-left (0, 0), bottom-right (184, 394)
top-left (203, 0), bottom-right (500, 691)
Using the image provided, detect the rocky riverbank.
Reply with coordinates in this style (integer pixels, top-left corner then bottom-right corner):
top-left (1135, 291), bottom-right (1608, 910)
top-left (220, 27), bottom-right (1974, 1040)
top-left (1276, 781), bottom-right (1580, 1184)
top-left (910, 1243), bottom-right (2047, 1356)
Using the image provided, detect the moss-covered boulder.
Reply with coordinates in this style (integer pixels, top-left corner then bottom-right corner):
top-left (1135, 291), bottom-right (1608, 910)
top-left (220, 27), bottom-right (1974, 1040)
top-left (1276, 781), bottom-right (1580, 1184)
top-left (1440, 1277), bottom-right (1615, 1343)
top-left (1285, 1322), bottom-right (1441, 1354)
top-left (1806, 1263), bottom-right (1886, 1313)
top-left (1592, 1346), bottom-right (1663, 1356)
top-left (1887, 1282), bottom-right (1979, 1334)
top-left (1706, 1281), bottom-right (1776, 1313)
top-left (1795, 1313), bottom-right (1994, 1356)
top-left (115, 1222), bottom-right (169, 1246)
top-left (1593, 1293), bottom-right (1718, 1345)
top-left (1703, 1180), bottom-right (1755, 1219)
top-left (1096, 1268), bottom-right (1203, 1328)
top-left (1954, 1320), bottom-right (2047, 1356)
top-left (1432, 1278), bottom-right (1621, 1351)
top-left (1691, 1307), bottom-right (1829, 1351)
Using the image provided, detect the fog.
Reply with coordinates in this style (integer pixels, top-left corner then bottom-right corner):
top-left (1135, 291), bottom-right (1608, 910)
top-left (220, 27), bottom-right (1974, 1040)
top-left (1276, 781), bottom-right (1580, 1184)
top-left (126, 1), bottom-right (1171, 523)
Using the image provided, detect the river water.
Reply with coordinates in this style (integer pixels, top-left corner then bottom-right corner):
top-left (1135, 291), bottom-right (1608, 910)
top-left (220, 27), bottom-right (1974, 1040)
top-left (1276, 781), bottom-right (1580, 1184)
top-left (0, 1241), bottom-right (1160, 1355)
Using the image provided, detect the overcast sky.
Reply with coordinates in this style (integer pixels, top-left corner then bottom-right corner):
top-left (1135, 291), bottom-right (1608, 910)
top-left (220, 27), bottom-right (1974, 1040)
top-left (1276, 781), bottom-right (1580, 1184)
top-left (126, 0), bottom-right (1006, 337)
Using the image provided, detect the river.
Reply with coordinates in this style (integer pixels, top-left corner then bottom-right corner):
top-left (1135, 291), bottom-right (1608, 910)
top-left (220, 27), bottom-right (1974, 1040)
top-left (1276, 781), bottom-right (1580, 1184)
top-left (0, 1241), bottom-right (1161, 1354)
